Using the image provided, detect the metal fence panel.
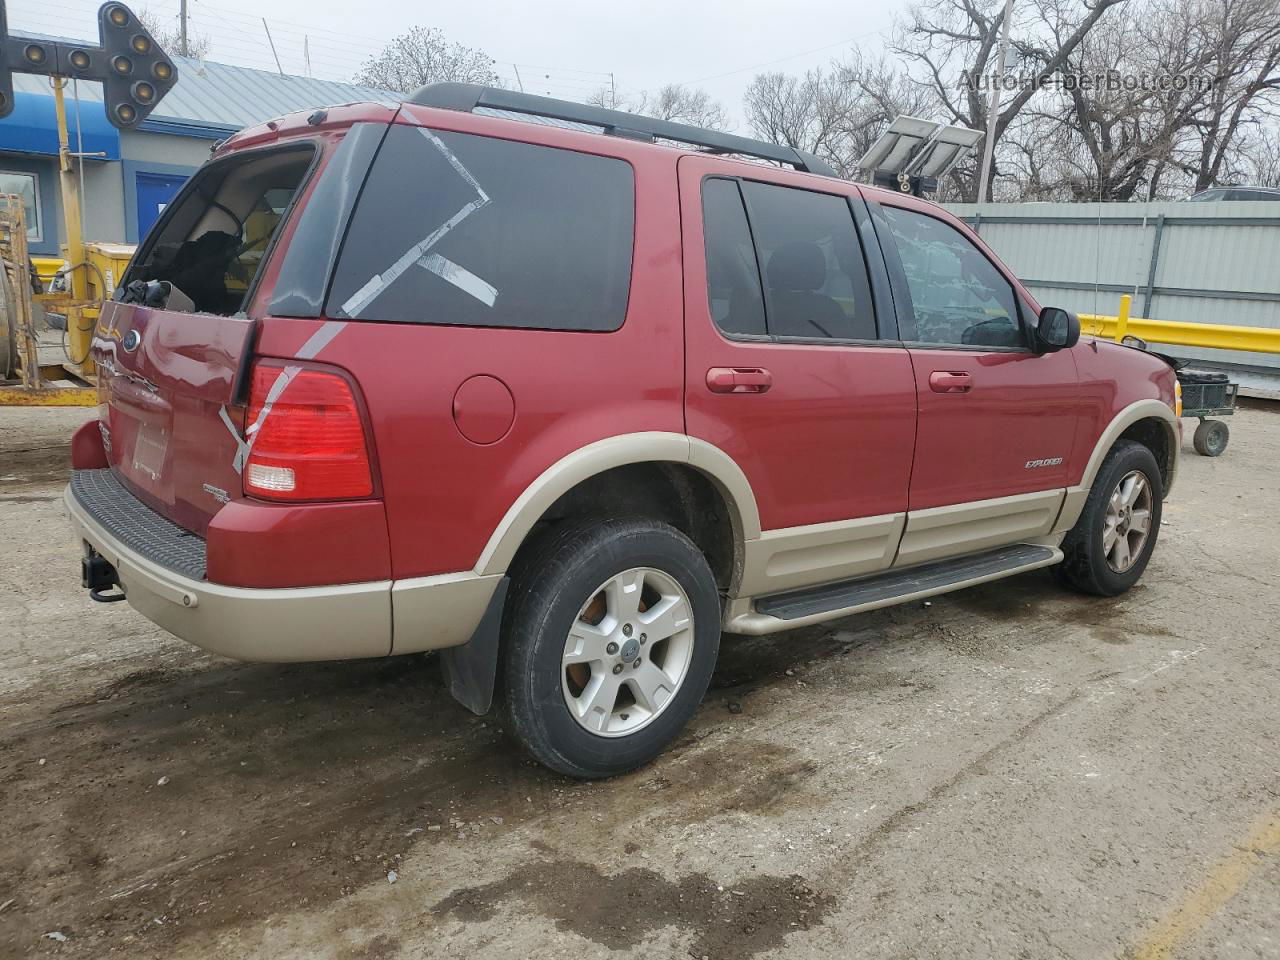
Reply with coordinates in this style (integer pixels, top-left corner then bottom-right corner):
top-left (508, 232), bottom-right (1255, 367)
top-left (946, 201), bottom-right (1280, 369)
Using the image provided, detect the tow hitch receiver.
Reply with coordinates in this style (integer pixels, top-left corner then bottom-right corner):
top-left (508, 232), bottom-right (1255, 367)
top-left (82, 549), bottom-right (126, 603)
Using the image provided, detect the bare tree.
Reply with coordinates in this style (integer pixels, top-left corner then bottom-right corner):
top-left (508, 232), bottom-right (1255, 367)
top-left (743, 68), bottom-right (865, 173)
top-left (744, 54), bottom-right (938, 178)
top-left (137, 6), bottom-right (210, 60)
top-left (354, 27), bottom-right (500, 93)
top-left (588, 84), bottom-right (731, 131)
top-left (893, 0), bottom-right (1131, 199)
top-left (1240, 126), bottom-right (1280, 185)
top-left (1018, 0), bottom-right (1205, 199)
top-left (1007, 0), bottom-right (1280, 199)
top-left (1180, 0), bottom-right (1280, 190)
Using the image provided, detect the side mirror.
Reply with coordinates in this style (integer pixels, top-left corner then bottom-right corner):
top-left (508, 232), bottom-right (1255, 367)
top-left (1035, 307), bottom-right (1080, 353)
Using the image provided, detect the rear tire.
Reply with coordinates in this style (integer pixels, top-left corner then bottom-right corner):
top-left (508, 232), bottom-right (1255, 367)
top-left (1192, 419), bottom-right (1229, 457)
top-left (1055, 440), bottom-right (1163, 597)
top-left (501, 518), bottom-right (721, 779)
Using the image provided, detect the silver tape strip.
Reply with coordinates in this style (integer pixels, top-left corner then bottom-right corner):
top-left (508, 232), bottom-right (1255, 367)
top-left (223, 320), bottom-right (347, 473)
top-left (421, 253), bottom-right (498, 307)
top-left (418, 127), bottom-right (490, 202)
top-left (339, 198), bottom-right (488, 317)
top-left (338, 129), bottom-right (492, 317)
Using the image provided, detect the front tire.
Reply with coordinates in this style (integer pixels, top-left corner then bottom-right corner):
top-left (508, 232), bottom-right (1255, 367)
top-left (501, 518), bottom-right (721, 779)
top-left (1055, 440), bottom-right (1163, 597)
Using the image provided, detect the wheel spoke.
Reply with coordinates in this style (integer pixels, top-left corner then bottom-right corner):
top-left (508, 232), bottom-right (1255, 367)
top-left (563, 618), bottom-right (611, 665)
top-left (637, 593), bottom-right (691, 644)
top-left (604, 569), bottom-right (645, 624)
top-left (1102, 519), bottom-right (1119, 553)
top-left (628, 661), bottom-right (675, 714)
top-left (1108, 487), bottom-right (1124, 517)
top-left (574, 674), bottom-right (620, 732)
top-left (1110, 533), bottom-right (1131, 571)
top-left (1129, 508), bottom-right (1151, 535)
top-left (1121, 474), bottom-right (1144, 508)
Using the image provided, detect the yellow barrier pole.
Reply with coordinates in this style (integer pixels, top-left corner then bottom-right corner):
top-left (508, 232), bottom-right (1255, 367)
top-left (52, 77), bottom-right (95, 378)
top-left (1115, 294), bottom-right (1131, 343)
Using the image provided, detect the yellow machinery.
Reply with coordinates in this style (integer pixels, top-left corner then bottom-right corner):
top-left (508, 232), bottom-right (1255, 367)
top-left (0, 2), bottom-right (178, 406)
top-left (0, 81), bottom-right (132, 404)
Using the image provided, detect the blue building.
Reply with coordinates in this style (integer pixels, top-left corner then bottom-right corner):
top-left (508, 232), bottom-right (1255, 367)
top-left (1, 43), bottom-right (391, 257)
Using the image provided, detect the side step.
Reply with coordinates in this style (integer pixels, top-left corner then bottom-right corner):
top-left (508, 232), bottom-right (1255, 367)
top-left (739, 543), bottom-right (1061, 631)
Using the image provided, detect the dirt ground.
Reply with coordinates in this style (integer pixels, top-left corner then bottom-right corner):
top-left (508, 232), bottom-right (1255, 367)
top-left (1, 404), bottom-right (1278, 960)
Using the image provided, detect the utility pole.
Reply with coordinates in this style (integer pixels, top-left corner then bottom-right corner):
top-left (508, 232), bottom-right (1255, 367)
top-left (513, 63), bottom-right (524, 92)
top-left (976, 0), bottom-right (1014, 203)
top-left (304, 35), bottom-right (312, 77)
top-left (179, 0), bottom-right (189, 57)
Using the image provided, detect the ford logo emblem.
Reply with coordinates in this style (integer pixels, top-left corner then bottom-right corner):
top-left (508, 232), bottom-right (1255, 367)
top-left (122, 329), bottom-right (141, 352)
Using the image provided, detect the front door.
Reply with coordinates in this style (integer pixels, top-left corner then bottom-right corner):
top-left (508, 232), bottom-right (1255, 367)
top-left (135, 171), bottom-right (189, 240)
top-left (678, 156), bottom-right (918, 594)
top-left (871, 198), bottom-right (1081, 566)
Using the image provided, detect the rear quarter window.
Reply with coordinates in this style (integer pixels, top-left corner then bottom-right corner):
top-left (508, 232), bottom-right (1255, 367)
top-left (328, 125), bottom-right (635, 331)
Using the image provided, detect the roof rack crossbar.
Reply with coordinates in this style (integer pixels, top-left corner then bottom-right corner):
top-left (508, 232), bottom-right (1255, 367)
top-left (407, 83), bottom-right (837, 177)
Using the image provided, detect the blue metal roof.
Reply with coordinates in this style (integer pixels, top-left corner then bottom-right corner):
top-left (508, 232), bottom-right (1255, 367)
top-left (10, 39), bottom-right (397, 140)
top-left (0, 89), bottom-right (120, 158)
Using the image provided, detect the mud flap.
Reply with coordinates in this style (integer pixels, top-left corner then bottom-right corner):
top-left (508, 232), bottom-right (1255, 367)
top-left (439, 576), bottom-right (509, 716)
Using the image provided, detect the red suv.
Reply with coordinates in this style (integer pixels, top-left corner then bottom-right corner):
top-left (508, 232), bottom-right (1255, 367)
top-left (67, 84), bottom-right (1181, 778)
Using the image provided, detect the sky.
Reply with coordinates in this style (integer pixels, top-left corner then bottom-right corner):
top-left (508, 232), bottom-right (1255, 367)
top-left (7, 0), bottom-right (908, 129)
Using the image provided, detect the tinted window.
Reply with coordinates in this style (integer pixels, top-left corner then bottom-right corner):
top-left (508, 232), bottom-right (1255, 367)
top-left (881, 206), bottom-right (1022, 348)
top-left (741, 181), bottom-right (876, 340)
top-left (329, 126), bottom-right (634, 331)
top-left (702, 178), bottom-right (767, 336)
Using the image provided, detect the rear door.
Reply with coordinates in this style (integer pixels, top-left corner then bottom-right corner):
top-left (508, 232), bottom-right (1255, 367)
top-left (870, 197), bottom-right (1080, 567)
top-left (679, 156), bottom-right (917, 594)
top-left (93, 136), bottom-right (336, 534)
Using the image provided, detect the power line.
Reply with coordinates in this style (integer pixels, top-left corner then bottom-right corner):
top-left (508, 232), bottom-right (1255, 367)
top-left (678, 26), bottom-right (890, 86)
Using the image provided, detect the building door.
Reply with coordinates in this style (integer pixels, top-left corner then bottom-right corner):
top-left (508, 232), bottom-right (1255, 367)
top-left (135, 172), bottom-right (189, 240)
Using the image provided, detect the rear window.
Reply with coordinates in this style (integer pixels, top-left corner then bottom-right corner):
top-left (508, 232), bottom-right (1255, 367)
top-left (329, 125), bottom-right (635, 332)
top-left (123, 144), bottom-right (315, 316)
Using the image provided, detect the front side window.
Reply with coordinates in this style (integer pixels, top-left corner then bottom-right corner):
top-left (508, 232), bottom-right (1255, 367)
top-left (0, 171), bottom-right (41, 242)
top-left (329, 126), bottom-right (635, 332)
top-left (881, 205), bottom-right (1023, 348)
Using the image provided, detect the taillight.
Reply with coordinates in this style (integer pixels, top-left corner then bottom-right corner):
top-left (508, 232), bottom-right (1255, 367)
top-left (243, 362), bottom-right (373, 501)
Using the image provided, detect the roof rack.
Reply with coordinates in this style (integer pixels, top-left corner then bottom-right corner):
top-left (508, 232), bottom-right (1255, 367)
top-left (408, 83), bottom-right (837, 178)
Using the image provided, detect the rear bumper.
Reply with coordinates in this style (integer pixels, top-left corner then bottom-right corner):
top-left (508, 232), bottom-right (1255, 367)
top-left (65, 480), bottom-right (500, 662)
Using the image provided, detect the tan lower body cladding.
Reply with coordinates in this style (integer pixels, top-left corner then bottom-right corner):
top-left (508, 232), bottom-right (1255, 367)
top-left (726, 488), bottom-right (1068, 635)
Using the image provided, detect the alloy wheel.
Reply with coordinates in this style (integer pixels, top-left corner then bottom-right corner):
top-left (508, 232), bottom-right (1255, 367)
top-left (561, 567), bottom-right (695, 737)
top-left (1103, 470), bottom-right (1153, 573)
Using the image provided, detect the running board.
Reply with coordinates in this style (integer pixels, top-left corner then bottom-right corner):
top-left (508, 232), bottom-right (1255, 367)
top-left (727, 543), bottom-right (1062, 635)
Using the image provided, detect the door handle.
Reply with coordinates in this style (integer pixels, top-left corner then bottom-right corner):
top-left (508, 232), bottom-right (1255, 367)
top-left (706, 367), bottom-right (772, 394)
top-left (928, 371), bottom-right (972, 394)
